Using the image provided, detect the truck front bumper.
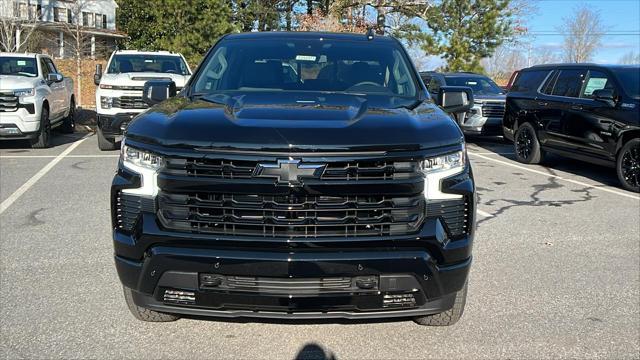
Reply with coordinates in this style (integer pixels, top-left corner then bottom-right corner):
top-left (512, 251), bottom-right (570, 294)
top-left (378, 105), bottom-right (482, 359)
top-left (115, 244), bottom-right (471, 320)
top-left (460, 117), bottom-right (503, 136)
top-left (97, 113), bottom-right (139, 137)
top-left (0, 106), bottom-right (40, 140)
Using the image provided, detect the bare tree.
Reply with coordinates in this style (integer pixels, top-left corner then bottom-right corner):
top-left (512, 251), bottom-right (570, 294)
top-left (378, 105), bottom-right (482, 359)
top-left (0, 0), bottom-right (41, 52)
top-left (558, 6), bottom-right (606, 63)
top-left (57, 0), bottom-right (97, 107)
top-left (618, 51), bottom-right (640, 65)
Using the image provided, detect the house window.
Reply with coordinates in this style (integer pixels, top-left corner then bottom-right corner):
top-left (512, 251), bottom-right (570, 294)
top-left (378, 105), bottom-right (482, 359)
top-left (95, 13), bottom-right (103, 28)
top-left (67, 8), bottom-right (72, 24)
top-left (18, 2), bottom-right (28, 19)
top-left (82, 12), bottom-right (89, 26)
top-left (103, 14), bottom-right (107, 29)
top-left (54, 7), bottom-right (66, 22)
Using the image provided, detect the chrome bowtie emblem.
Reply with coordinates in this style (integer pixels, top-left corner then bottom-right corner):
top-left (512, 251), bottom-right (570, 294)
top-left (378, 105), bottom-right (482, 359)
top-left (253, 159), bottom-right (326, 186)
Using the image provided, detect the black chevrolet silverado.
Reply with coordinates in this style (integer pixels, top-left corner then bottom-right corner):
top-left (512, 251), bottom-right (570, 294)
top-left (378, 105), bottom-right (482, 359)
top-left (112, 32), bottom-right (477, 326)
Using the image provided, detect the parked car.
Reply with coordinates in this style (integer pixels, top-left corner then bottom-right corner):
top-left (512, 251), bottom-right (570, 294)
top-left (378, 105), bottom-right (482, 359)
top-left (503, 63), bottom-right (640, 192)
top-left (94, 50), bottom-right (191, 150)
top-left (0, 53), bottom-right (75, 148)
top-left (112, 32), bottom-right (477, 326)
top-left (420, 71), bottom-right (506, 135)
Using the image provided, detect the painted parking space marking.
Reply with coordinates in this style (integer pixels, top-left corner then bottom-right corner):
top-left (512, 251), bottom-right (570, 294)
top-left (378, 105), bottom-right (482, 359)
top-left (0, 154), bottom-right (119, 158)
top-left (468, 151), bottom-right (640, 200)
top-left (477, 209), bottom-right (494, 218)
top-left (0, 134), bottom-right (91, 215)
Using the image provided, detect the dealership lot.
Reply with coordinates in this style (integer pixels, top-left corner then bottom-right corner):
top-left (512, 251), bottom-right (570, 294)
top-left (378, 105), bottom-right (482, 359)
top-left (0, 132), bottom-right (638, 359)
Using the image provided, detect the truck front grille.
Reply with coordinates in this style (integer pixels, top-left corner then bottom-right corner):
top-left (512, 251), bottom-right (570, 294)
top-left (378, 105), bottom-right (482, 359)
top-left (481, 102), bottom-right (505, 118)
top-left (113, 96), bottom-right (148, 109)
top-left (157, 192), bottom-right (425, 238)
top-left (0, 92), bottom-right (18, 112)
top-left (163, 158), bottom-right (420, 181)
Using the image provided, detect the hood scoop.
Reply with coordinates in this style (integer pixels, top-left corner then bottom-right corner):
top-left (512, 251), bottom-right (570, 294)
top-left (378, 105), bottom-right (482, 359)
top-left (202, 93), bottom-right (369, 127)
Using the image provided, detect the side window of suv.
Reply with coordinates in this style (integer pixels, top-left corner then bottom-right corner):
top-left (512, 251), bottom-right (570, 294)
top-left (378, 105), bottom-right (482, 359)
top-left (551, 69), bottom-right (586, 98)
top-left (581, 70), bottom-right (615, 98)
top-left (510, 70), bottom-right (549, 93)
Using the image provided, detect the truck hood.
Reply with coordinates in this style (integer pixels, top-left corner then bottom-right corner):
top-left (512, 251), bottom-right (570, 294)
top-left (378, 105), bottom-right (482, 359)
top-left (99, 72), bottom-right (190, 88)
top-left (0, 75), bottom-right (42, 90)
top-left (125, 92), bottom-right (464, 152)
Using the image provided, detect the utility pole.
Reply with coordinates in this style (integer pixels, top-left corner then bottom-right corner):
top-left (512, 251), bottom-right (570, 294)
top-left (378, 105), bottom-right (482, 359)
top-left (376, 1), bottom-right (386, 35)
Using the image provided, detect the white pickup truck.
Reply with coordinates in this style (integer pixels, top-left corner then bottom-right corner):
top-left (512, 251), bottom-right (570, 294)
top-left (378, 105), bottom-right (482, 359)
top-left (0, 53), bottom-right (75, 148)
top-left (94, 50), bottom-right (191, 150)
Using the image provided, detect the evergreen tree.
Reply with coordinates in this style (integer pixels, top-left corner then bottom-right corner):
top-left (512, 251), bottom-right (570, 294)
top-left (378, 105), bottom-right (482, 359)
top-left (116, 0), bottom-right (235, 65)
top-left (422, 0), bottom-right (514, 72)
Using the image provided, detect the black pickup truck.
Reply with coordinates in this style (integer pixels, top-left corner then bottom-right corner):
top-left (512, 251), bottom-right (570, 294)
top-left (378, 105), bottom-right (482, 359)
top-left (112, 32), bottom-right (477, 326)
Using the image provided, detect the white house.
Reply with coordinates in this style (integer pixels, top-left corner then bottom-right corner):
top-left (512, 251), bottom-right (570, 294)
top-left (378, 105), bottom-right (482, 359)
top-left (2, 0), bottom-right (126, 58)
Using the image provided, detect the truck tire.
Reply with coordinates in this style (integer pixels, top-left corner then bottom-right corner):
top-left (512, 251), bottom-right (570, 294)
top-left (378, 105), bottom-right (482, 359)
top-left (30, 106), bottom-right (51, 149)
top-left (616, 138), bottom-right (640, 193)
top-left (514, 122), bottom-right (545, 164)
top-left (60, 98), bottom-right (75, 134)
top-left (413, 282), bottom-right (468, 326)
top-left (97, 127), bottom-right (117, 151)
top-left (123, 286), bottom-right (180, 322)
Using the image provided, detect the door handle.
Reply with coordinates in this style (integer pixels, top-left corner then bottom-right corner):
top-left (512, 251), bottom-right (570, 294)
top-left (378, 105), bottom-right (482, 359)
top-left (570, 105), bottom-right (583, 110)
top-left (537, 102), bottom-right (548, 106)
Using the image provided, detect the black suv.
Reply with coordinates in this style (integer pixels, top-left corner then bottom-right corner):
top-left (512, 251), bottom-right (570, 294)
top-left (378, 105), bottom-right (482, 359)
top-left (503, 64), bottom-right (640, 192)
top-left (112, 32), bottom-right (477, 325)
top-left (421, 71), bottom-right (506, 136)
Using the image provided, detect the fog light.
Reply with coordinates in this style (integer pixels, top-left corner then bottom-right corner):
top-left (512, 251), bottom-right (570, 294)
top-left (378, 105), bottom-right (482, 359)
top-left (163, 289), bottom-right (195, 305)
top-left (383, 293), bottom-right (416, 308)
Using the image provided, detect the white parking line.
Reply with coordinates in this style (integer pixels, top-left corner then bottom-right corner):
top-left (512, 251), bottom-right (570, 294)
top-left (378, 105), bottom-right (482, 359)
top-left (0, 135), bottom-right (91, 215)
top-left (0, 154), bottom-right (119, 158)
top-left (477, 209), bottom-right (494, 218)
top-left (468, 151), bottom-right (640, 201)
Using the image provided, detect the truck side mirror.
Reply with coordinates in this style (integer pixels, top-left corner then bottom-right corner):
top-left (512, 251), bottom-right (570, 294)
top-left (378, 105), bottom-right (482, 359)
top-left (94, 64), bottom-right (102, 86)
top-left (142, 80), bottom-right (176, 106)
top-left (592, 88), bottom-right (616, 107)
top-left (47, 73), bottom-right (63, 83)
top-left (438, 86), bottom-right (474, 114)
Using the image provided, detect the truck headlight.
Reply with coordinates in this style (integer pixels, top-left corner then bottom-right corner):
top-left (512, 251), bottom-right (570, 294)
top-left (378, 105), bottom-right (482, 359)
top-left (421, 148), bottom-right (466, 200)
top-left (101, 96), bottom-right (113, 109)
top-left (420, 150), bottom-right (465, 175)
top-left (120, 144), bottom-right (163, 196)
top-left (14, 88), bottom-right (35, 97)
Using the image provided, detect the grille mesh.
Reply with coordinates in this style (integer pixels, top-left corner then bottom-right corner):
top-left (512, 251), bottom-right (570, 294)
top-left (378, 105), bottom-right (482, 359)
top-left (0, 92), bottom-right (18, 112)
top-left (158, 192), bottom-right (425, 238)
top-left (163, 158), bottom-right (420, 181)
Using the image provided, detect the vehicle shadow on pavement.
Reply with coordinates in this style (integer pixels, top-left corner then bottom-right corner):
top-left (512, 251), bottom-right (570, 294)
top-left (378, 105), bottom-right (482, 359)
top-left (467, 137), bottom-right (622, 189)
top-left (180, 314), bottom-right (416, 326)
top-left (0, 130), bottom-right (90, 151)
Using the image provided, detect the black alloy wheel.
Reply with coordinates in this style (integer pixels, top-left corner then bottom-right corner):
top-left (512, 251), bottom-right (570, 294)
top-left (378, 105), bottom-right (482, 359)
top-left (516, 126), bottom-right (533, 160)
top-left (617, 138), bottom-right (640, 192)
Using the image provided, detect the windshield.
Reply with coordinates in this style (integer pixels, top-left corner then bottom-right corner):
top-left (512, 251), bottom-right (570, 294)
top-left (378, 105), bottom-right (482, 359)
top-left (612, 67), bottom-right (640, 98)
top-left (107, 54), bottom-right (190, 75)
top-left (0, 57), bottom-right (38, 77)
top-left (444, 76), bottom-right (504, 95)
top-left (193, 39), bottom-right (418, 98)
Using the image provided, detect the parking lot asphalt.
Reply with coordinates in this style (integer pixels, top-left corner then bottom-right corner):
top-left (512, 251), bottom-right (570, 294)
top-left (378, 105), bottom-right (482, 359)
top-left (0, 131), bottom-right (638, 359)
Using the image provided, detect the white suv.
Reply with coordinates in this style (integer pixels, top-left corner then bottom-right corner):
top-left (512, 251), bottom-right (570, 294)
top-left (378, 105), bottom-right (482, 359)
top-left (94, 50), bottom-right (191, 150)
top-left (0, 53), bottom-right (75, 148)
